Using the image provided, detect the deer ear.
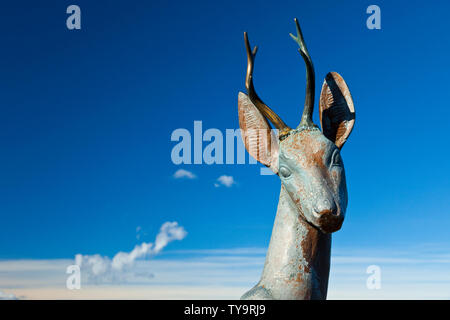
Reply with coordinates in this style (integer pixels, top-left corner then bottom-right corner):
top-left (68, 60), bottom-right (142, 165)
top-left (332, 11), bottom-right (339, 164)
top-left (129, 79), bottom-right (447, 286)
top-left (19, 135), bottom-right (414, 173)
top-left (238, 92), bottom-right (279, 173)
top-left (319, 72), bottom-right (355, 149)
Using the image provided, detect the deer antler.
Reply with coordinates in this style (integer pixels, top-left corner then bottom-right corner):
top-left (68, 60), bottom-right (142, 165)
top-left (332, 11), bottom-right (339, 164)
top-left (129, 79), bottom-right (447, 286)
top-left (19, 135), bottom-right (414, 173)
top-left (289, 18), bottom-right (315, 128)
top-left (244, 32), bottom-right (291, 136)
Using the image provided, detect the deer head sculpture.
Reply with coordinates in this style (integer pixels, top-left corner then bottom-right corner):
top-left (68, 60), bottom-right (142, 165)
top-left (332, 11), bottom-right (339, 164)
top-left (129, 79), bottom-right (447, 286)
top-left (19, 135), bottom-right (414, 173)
top-left (238, 19), bottom-right (355, 300)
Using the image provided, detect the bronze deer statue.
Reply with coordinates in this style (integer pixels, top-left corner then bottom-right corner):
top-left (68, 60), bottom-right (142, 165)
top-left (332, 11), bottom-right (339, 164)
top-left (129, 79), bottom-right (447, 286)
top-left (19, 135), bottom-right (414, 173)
top-left (238, 19), bottom-right (355, 300)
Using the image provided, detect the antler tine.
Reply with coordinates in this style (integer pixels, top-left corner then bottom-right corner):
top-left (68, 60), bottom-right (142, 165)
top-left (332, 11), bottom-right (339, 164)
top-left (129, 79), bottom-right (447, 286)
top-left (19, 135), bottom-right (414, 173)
top-left (289, 18), bottom-right (315, 128)
top-left (244, 32), bottom-right (291, 136)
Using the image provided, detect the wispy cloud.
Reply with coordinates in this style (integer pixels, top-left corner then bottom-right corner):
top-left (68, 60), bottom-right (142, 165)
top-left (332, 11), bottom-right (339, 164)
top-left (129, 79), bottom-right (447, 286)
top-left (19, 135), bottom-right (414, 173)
top-left (1, 244), bottom-right (450, 299)
top-left (173, 169), bottom-right (196, 179)
top-left (0, 290), bottom-right (18, 300)
top-left (75, 222), bottom-right (187, 283)
top-left (215, 175), bottom-right (235, 187)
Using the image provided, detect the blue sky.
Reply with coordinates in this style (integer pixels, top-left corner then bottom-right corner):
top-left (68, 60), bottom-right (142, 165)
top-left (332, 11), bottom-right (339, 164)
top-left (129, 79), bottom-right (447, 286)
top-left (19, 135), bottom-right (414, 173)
top-left (1, 0), bottom-right (450, 298)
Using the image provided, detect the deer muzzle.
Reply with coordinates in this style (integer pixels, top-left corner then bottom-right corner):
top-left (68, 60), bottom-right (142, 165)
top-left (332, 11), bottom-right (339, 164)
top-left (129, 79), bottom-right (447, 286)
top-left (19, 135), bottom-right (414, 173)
top-left (315, 211), bottom-right (343, 234)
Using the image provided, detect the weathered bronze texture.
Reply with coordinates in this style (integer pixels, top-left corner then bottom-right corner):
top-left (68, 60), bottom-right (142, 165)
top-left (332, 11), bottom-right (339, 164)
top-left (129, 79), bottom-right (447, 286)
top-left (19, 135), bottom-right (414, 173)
top-left (238, 18), bottom-right (355, 300)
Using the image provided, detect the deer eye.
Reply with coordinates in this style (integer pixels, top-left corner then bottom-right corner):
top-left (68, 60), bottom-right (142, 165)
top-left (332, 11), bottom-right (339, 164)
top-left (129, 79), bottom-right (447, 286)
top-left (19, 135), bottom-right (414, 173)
top-left (279, 166), bottom-right (292, 178)
top-left (331, 150), bottom-right (342, 167)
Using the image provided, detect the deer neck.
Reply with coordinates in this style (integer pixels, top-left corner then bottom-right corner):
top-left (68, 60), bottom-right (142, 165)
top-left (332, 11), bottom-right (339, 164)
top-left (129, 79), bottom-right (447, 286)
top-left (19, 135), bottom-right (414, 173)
top-left (259, 185), bottom-right (331, 300)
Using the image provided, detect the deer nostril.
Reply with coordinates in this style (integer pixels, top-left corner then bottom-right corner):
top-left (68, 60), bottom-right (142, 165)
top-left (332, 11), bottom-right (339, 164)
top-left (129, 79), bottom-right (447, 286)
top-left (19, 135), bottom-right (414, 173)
top-left (313, 199), bottom-right (337, 217)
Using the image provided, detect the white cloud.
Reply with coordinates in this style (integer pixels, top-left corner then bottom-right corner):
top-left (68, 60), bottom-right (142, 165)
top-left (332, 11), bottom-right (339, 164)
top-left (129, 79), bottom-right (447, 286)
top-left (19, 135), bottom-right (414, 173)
top-left (153, 221), bottom-right (187, 252)
top-left (75, 221), bottom-right (187, 283)
top-left (173, 169), bottom-right (196, 179)
top-left (0, 290), bottom-right (18, 300)
top-left (216, 175), bottom-right (235, 187)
